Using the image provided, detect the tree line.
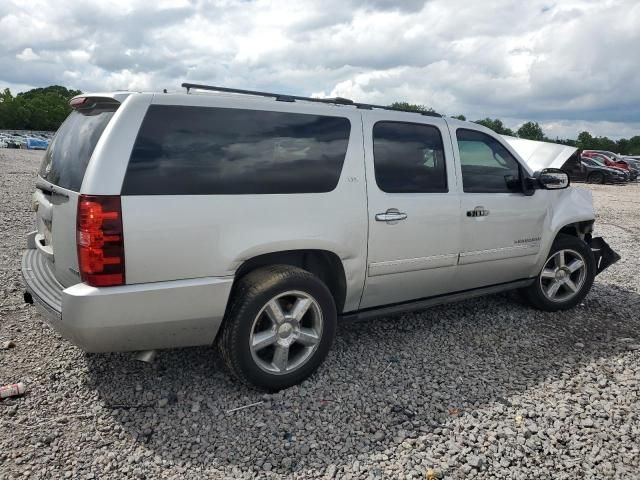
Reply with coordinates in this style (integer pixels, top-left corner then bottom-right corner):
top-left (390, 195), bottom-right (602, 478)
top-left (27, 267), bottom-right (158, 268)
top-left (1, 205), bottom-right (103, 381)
top-left (0, 87), bottom-right (636, 155)
top-left (0, 86), bottom-right (81, 131)
top-left (390, 102), bottom-right (640, 155)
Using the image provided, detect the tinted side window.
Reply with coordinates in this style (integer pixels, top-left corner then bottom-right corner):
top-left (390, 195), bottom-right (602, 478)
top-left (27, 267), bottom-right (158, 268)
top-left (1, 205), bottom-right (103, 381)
top-left (373, 122), bottom-right (447, 193)
top-left (122, 105), bottom-right (351, 195)
top-left (456, 129), bottom-right (521, 193)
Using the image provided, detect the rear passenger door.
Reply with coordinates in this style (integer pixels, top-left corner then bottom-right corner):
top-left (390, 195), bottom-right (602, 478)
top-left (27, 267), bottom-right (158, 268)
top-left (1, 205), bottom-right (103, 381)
top-left (360, 112), bottom-right (461, 308)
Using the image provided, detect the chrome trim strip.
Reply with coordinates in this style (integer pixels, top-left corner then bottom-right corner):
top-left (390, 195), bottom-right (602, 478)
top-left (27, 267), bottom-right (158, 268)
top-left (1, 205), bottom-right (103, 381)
top-left (459, 243), bottom-right (539, 265)
top-left (368, 253), bottom-right (459, 276)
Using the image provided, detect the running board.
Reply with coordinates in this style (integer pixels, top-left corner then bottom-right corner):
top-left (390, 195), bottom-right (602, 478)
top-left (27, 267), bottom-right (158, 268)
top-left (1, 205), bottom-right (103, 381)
top-left (341, 278), bottom-right (535, 322)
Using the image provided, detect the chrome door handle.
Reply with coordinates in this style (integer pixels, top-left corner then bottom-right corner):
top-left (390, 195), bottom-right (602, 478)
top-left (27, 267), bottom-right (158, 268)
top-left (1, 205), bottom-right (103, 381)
top-left (467, 206), bottom-right (490, 217)
top-left (375, 209), bottom-right (407, 223)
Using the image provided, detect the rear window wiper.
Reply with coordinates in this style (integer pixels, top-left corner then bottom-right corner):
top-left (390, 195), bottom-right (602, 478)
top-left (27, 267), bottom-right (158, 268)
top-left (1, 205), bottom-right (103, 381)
top-left (36, 177), bottom-right (69, 198)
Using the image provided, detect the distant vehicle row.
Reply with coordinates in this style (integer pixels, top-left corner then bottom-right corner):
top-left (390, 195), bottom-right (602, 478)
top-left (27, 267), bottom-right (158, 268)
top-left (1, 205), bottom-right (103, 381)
top-left (0, 131), bottom-right (52, 150)
top-left (562, 149), bottom-right (640, 184)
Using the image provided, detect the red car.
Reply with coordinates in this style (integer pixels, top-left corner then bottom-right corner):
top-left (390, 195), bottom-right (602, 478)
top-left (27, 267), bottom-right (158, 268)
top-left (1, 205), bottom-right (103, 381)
top-left (582, 151), bottom-right (630, 173)
top-left (582, 150), bottom-right (639, 180)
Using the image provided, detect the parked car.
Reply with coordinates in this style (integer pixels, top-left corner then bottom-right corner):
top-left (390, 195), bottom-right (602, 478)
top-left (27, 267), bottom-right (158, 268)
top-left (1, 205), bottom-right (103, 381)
top-left (621, 156), bottom-right (640, 171)
top-left (5, 137), bottom-right (22, 149)
top-left (21, 85), bottom-right (620, 390)
top-left (26, 137), bottom-right (49, 150)
top-left (583, 150), bottom-right (639, 181)
top-left (581, 152), bottom-right (631, 178)
top-left (567, 154), bottom-right (630, 183)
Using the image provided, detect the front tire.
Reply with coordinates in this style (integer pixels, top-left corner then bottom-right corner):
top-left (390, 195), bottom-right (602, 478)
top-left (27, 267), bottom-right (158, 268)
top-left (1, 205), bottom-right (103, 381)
top-left (587, 172), bottom-right (605, 184)
top-left (521, 234), bottom-right (596, 312)
top-left (219, 265), bottom-right (336, 391)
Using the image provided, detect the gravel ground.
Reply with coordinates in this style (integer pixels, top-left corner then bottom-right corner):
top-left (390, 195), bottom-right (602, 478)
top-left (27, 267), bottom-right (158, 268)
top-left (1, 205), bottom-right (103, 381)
top-left (1, 149), bottom-right (639, 479)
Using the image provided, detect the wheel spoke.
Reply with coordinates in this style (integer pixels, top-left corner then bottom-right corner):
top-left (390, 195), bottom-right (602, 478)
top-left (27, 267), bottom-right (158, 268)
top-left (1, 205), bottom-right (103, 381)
top-left (564, 279), bottom-right (578, 293)
top-left (567, 259), bottom-right (584, 273)
top-left (547, 281), bottom-right (562, 299)
top-left (540, 268), bottom-right (556, 279)
top-left (265, 300), bottom-right (286, 325)
top-left (251, 330), bottom-right (277, 351)
top-left (290, 297), bottom-right (312, 322)
top-left (272, 345), bottom-right (289, 372)
top-left (296, 327), bottom-right (320, 346)
top-left (556, 251), bottom-right (566, 268)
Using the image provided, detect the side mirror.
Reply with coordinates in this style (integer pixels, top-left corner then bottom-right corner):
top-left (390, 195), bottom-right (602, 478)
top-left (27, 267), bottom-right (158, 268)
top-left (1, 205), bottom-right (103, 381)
top-left (535, 168), bottom-right (570, 190)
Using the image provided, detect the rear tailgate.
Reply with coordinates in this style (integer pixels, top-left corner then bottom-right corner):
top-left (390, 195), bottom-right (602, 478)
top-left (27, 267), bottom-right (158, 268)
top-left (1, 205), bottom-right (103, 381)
top-left (34, 97), bottom-right (120, 287)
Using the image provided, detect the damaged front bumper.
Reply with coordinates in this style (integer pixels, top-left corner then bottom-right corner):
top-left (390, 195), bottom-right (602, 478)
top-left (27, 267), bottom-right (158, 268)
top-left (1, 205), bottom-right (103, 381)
top-left (590, 237), bottom-right (621, 275)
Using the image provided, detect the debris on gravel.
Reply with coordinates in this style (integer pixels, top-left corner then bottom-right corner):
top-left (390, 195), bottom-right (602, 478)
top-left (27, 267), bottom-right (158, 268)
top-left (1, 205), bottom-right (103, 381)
top-left (0, 149), bottom-right (639, 478)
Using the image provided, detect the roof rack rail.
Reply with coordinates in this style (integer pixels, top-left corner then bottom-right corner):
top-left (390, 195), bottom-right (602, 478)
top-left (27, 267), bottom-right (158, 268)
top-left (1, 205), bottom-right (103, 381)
top-left (181, 83), bottom-right (441, 117)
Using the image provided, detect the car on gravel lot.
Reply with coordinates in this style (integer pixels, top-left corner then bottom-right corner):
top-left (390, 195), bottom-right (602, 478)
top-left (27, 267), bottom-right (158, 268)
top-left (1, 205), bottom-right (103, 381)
top-left (21, 84), bottom-right (620, 390)
top-left (566, 155), bottom-right (630, 184)
top-left (583, 150), bottom-right (639, 181)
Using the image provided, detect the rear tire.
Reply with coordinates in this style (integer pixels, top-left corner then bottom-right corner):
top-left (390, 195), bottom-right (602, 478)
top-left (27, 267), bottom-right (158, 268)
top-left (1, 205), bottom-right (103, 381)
top-left (587, 172), bottom-right (605, 184)
top-left (218, 265), bottom-right (336, 391)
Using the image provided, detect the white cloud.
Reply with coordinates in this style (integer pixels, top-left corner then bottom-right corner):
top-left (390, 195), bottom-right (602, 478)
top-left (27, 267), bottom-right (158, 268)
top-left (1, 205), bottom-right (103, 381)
top-left (0, 0), bottom-right (638, 139)
top-left (16, 47), bottom-right (39, 61)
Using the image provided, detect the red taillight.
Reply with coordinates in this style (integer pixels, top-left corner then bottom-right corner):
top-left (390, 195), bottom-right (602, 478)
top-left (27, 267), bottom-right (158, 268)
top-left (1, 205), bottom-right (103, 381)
top-left (77, 195), bottom-right (125, 287)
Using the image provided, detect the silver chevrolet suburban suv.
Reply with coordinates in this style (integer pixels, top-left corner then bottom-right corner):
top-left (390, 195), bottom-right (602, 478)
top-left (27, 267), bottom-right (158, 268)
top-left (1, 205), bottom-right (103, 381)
top-left (22, 83), bottom-right (619, 391)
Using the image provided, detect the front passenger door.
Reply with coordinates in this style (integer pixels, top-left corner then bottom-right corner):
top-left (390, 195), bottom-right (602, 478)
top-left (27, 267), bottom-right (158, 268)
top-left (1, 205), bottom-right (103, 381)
top-left (452, 127), bottom-right (549, 291)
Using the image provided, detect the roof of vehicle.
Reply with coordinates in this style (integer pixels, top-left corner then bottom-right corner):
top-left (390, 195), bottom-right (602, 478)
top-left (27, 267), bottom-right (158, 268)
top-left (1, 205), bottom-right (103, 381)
top-left (74, 85), bottom-right (579, 173)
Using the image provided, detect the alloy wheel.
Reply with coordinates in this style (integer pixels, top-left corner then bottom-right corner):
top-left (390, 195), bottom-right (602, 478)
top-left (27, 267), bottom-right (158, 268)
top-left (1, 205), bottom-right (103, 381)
top-left (539, 249), bottom-right (587, 303)
top-left (249, 290), bottom-right (323, 375)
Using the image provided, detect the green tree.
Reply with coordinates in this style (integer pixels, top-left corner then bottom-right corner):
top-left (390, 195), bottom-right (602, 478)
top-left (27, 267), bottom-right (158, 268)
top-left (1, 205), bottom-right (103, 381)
top-left (592, 136), bottom-right (617, 152)
top-left (473, 118), bottom-right (515, 136)
top-left (389, 102), bottom-right (435, 113)
top-left (451, 114), bottom-right (466, 121)
top-left (626, 136), bottom-right (640, 155)
top-left (576, 131), bottom-right (594, 150)
top-left (616, 138), bottom-right (629, 154)
top-left (0, 85), bottom-right (81, 130)
top-left (517, 121), bottom-right (544, 141)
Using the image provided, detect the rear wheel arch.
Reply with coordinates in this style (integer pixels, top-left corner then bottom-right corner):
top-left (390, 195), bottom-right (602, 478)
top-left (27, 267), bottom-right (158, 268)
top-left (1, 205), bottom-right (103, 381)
top-left (232, 249), bottom-right (347, 314)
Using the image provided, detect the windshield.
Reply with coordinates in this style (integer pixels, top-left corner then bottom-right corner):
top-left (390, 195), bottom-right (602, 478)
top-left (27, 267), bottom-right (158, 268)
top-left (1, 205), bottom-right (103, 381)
top-left (38, 105), bottom-right (117, 191)
top-left (596, 151), bottom-right (621, 161)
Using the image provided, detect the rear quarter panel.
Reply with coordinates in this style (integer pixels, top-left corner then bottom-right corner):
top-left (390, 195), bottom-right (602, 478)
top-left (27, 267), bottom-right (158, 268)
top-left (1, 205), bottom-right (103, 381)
top-left (120, 95), bottom-right (368, 312)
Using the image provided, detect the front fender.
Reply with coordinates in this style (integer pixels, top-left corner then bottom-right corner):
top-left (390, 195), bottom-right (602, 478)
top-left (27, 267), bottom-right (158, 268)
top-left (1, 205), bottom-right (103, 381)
top-left (548, 187), bottom-right (595, 236)
top-left (534, 187), bottom-right (595, 273)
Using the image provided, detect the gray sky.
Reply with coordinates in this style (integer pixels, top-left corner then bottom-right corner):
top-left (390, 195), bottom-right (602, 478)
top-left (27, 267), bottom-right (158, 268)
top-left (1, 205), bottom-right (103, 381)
top-left (1, 0), bottom-right (638, 139)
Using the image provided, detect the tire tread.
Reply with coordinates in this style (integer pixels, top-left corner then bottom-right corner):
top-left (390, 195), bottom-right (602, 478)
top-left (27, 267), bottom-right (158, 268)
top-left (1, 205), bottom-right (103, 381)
top-left (218, 265), bottom-right (336, 390)
top-left (522, 234), bottom-right (596, 312)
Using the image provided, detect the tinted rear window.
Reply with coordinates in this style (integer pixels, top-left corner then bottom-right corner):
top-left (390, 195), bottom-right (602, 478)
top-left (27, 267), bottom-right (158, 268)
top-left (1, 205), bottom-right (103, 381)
top-left (121, 105), bottom-right (351, 195)
top-left (39, 107), bottom-right (117, 191)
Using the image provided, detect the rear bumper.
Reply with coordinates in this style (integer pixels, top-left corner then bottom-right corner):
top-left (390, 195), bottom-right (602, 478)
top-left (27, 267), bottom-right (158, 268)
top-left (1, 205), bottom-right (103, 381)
top-left (21, 249), bottom-right (233, 352)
